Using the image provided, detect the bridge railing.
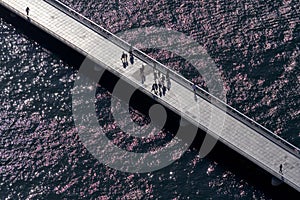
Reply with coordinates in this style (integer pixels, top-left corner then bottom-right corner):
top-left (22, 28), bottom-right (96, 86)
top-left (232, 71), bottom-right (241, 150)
top-left (43, 0), bottom-right (300, 158)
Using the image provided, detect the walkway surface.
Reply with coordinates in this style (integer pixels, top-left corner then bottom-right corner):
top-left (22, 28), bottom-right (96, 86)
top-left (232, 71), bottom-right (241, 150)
top-left (1, 0), bottom-right (300, 192)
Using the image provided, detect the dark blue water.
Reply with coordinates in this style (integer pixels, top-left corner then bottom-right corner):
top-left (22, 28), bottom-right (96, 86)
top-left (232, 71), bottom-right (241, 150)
top-left (1, 0), bottom-right (299, 199)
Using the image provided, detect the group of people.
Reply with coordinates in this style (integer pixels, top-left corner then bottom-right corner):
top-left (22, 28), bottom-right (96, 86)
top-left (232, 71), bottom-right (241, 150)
top-left (151, 68), bottom-right (171, 98)
top-left (120, 51), bottom-right (174, 99)
top-left (121, 50), bottom-right (134, 69)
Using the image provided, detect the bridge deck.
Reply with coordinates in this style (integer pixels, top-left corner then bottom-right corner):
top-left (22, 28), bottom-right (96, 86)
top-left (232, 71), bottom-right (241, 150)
top-left (1, 0), bottom-right (299, 192)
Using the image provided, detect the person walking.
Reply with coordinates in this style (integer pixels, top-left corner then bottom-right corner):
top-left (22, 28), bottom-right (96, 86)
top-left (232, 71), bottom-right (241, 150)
top-left (151, 82), bottom-right (158, 95)
top-left (122, 61), bottom-right (127, 68)
top-left (129, 50), bottom-right (134, 65)
top-left (162, 85), bottom-right (166, 96)
top-left (121, 52), bottom-right (128, 68)
top-left (140, 65), bottom-right (145, 84)
top-left (153, 70), bottom-right (157, 81)
top-left (124, 53), bottom-right (128, 66)
top-left (161, 75), bottom-right (165, 84)
top-left (26, 7), bottom-right (30, 16)
top-left (121, 52), bottom-right (126, 62)
top-left (192, 83), bottom-right (197, 92)
top-left (192, 83), bottom-right (197, 101)
top-left (166, 70), bottom-right (171, 90)
top-left (166, 79), bottom-right (171, 91)
top-left (279, 164), bottom-right (283, 174)
top-left (121, 51), bottom-right (126, 62)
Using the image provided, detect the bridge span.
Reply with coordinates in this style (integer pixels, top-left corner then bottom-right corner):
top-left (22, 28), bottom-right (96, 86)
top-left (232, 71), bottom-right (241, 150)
top-left (1, 0), bottom-right (299, 192)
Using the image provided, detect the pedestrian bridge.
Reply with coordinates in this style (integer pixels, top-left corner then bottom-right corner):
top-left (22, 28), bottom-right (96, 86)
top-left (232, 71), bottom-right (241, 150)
top-left (1, 0), bottom-right (300, 192)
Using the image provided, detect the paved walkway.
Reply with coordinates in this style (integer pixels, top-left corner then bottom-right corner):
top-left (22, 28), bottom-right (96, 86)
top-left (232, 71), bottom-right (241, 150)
top-left (1, 0), bottom-right (299, 192)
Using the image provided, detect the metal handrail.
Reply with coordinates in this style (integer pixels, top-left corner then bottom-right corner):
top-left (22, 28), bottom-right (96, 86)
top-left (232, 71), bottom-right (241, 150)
top-left (41, 0), bottom-right (300, 157)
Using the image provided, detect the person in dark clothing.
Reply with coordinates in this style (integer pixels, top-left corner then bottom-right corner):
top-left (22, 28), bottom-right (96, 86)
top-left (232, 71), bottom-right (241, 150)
top-left (121, 52), bottom-right (128, 68)
top-left (151, 84), bottom-right (156, 92)
top-left (162, 85), bottom-right (166, 96)
top-left (153, 82), bottom-right (158, 91)
top-left (192, 83), bottom-right (197, 92)
top-left (129, 50), bottom-right (134, 65)
top-left (151, 82), bottom-right (158, 95)
top-left (123, 62), bottom-right (127, 69)
top-left (130, 55), bottom-right (134, 65)
top-left (279, 164), bottom-right (283, 174)
top-left (121, 52), bottom-right (126, 62)
top-left (26, 7), bottom-right (30, 16)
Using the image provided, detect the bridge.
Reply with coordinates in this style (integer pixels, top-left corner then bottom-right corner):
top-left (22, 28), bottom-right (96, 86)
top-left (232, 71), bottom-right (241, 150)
top-left (1, 0), bottom-right (299, 192)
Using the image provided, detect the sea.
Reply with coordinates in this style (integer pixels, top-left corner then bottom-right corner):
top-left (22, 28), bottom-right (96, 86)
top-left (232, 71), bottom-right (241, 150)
top-left (0, 0), bottom-right (299, 199)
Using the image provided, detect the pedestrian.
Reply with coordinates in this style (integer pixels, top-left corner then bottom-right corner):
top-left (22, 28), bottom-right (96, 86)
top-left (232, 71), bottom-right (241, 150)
top-left (153, 71), bottom-right (157, 81)
top-left (167, 79), bottom-right (171, 90)
top-left (141, 64), bottom-right (145, 72)
top-left (140, 65), bottom-right (145, 84)
top-left (123, 61), bottom-right (127, 69)
top-left (151, 82), bottom-right (158, 95)
top-left (279, 164), bottom-right (283, 174)
top-left (26, 7), bottom-right (30, 16)
top-left (161, 75), bottom-right (165, 83)
top-left (158, 79), bottom-right (162, 89)
top-left (130, 54), bottom-right (134, 64)
top-left (162, 85), bottom-right (166, 96)
top-left (129, 50), bottom-right (134, 65)
top-left (151, 83), bottom-right (155, 92)
top-left (153, 82), bottom-right (158, 91)
top-left (141, 74), bottom-right (145, 84)
top-left (121, 52), bottom-right (126, 62)
top-left (121, 52), bottom-right (128, 68)
top-left (192, 83), bottom-right (196, 92)
top-left (124, 53), bottom-right (128, 64)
